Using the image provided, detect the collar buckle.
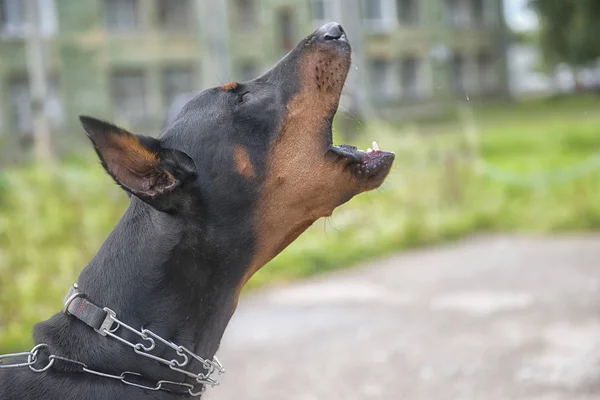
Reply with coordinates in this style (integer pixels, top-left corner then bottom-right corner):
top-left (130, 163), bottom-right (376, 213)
top-left (95, 307), bottom-right (118, 336)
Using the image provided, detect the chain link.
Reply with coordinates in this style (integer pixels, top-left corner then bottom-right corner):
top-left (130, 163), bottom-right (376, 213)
top-left (0, 304), bottom-right (225, 397)
top-left (93, 307), bottom-right (225, 382)
top-left (0, 343), bottom-right (210, 397)
top-left (0, 351), bottom-right (37, 369)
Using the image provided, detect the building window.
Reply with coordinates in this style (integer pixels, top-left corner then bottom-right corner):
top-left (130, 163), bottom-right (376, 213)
top-left (157, 0), bottom-right (192, 31)
top-left (311, 0), bottom-right (326, 21)
top-left (363, 0), bottom-right (383, 21)
top-left (40, 0), bottom-right (59, 37)
top-left (396, 0), bottom-right (418, 25)
top-left (368, 59), bottom-right (398, 101)
top-left (451, 53), bottom-right (467, 94)
top-left (363, 0), bottom-right (396, 32)
top-left (110, 70), bottom-right (147, 123)
top-left (162, 66), bottom-right (195, 109)
top-left (1, 0), bottom-right (58, 38)
top-left (444, 0), bottom-right (471, 27)
top-left (8, 76), bottom-right (62, 146)
top-left (277, 8), bottom-right (294, 53)
top-left (472, 0), bottom-right (484, 25)
top-left (311, 0), bottom-right (332, 25)
top-left (0, 0), bottom-right (24, 36)
top-left (8, 77), bottom-right (32, 143)
top-left (239, 61), bottom-right (259, 81)
top-left (400, 56), bottom-right (419, 99)
top-left (471, 0), bottom-right (495, 26)
top-left (477, 51), bottom-right (496, 93)
top-left (105, 0), bottom-right (140, 32)
top-left (235, 0), bottom-right (257, 31)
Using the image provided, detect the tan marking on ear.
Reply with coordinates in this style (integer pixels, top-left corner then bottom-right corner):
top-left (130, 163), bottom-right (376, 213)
top-left (234, 145), bottom-right (256, 178)
top-left (109, 132), bottom-right (159, 174)
top-left (238, 45), bottom-right (352, 289)
top-left (222, 82), bottom-right (238, 91)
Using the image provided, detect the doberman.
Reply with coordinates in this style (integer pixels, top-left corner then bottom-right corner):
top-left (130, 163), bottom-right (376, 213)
top-left (0, 23), bottom-right (394, 399)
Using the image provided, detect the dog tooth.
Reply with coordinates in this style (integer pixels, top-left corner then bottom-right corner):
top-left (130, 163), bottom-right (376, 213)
top-left (372, 141), bottom-right (379, 151)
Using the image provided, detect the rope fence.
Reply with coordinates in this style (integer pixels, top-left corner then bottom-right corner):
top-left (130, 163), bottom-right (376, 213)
top-left (457, 105), bottom-right (600, 187)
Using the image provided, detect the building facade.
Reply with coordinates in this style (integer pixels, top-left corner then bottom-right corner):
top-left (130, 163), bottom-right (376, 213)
top-left (0, 0), bottom-right (508, 161)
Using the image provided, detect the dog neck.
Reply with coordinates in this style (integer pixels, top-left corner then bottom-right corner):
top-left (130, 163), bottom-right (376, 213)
top-left (33, 196), bottom-right (250, 389)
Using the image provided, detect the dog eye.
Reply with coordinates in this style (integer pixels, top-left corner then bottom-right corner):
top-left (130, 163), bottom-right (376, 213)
top-left (237, 91), bottom-right (250, 104)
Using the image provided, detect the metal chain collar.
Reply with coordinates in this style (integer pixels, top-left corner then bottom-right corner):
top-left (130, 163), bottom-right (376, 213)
top-left (0, 285), bottom-right (225, 397)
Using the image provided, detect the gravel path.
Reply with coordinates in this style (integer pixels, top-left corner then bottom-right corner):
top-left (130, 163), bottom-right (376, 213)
top-left (206, 235), bottom-right (600, 400)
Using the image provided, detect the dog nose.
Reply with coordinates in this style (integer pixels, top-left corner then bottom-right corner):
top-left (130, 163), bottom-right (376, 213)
top-left (318, 22), bottom-right (346, 41)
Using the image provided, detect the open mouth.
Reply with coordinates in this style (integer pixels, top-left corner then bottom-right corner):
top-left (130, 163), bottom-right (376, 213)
top-left (303, 22), bottom-right (395, 184)
top-left (328, 141), bottom-right (395, 181)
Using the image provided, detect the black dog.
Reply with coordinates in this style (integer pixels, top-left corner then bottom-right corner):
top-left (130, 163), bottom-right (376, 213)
top-left (0, 23), bottom-right (394, 399)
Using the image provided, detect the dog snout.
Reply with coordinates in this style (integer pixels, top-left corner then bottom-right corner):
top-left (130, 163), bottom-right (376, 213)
top-left (317, 22), bottom-right (346, 42)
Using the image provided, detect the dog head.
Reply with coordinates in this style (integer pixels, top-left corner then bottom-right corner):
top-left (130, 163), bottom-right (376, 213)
top-left (80, 23), bottom-right (395, 288)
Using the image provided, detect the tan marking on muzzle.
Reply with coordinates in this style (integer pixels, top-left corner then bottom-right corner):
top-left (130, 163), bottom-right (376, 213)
top-left (238, 45), bottom-right (352, 291)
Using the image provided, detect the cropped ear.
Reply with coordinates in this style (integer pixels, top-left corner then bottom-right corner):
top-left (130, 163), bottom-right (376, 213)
top-left (79, 116), bottom-right (197, 201)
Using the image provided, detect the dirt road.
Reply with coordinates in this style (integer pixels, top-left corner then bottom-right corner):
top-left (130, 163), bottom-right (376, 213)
top-left (207, 235), bottom-right (600, 400)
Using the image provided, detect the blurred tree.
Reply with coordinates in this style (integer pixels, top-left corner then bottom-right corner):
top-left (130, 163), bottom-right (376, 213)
top-left (530, 0), bottom-right (600, 85)
top-left (24, 0), bottom-right (54, 164)
top-left (510, 29), bottom-right (536, 46)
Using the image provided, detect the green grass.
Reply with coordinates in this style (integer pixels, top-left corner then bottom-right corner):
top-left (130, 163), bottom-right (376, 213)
top-left (2, 95), bottom-right (600, 351)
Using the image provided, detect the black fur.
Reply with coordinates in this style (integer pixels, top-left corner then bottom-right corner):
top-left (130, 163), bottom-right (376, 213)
top-left (0, 24), bottom-right (393, 400)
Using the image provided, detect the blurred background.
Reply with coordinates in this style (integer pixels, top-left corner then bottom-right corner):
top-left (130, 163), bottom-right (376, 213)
top-left (0, 1), bottom-right (599, 399)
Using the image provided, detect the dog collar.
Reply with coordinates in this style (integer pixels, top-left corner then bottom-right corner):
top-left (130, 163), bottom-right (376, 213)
top-left (60, 283), bottom-right (225, 396)
top-left (0, 284), bottom-right (225, 397)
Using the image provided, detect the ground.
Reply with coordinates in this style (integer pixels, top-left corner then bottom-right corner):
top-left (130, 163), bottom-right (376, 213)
top-left (207, 235), bottom-right (600, 400)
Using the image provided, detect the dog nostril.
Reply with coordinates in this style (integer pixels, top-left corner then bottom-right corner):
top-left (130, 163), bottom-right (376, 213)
top-left (320, 22), bottom-right (345, 41)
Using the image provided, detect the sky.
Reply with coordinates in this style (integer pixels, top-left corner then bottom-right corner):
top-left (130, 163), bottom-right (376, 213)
top-left (504, 0), bottom-right (539, 32)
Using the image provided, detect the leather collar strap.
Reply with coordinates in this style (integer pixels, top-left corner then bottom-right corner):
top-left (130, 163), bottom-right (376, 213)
top-left (63, 284), bottom-right (108, 331)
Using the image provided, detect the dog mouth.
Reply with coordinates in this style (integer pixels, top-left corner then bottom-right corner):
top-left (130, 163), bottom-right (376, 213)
top-left (328, 141), bottom-right (395, 183)
top-left (295, 22), bottom-right (395, 185)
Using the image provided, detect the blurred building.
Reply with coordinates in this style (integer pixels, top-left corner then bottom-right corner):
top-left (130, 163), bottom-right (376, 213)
top-left (0, 0), bottom-right (508, 160)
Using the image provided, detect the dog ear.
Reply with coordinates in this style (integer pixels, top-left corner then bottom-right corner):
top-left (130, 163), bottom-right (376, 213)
top-left (79, 116), bottom-right (196, 202)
